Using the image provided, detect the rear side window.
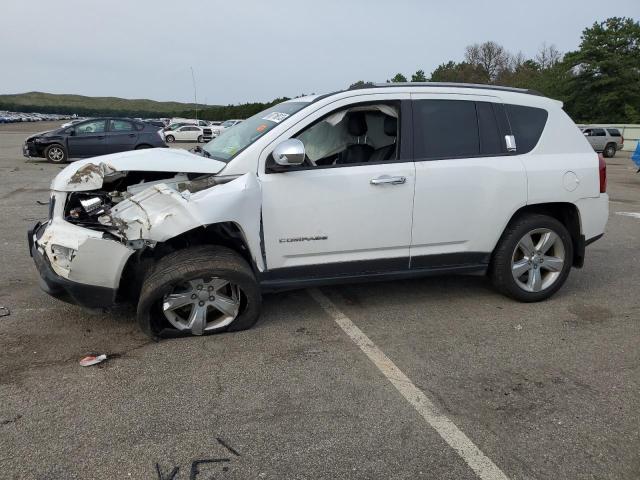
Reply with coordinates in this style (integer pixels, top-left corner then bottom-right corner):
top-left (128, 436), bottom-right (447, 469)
top-left (413, 100), bottom-right (479, 159)
top-left (109, 119), bottom-right (133, 131)
top-left (607, 128), bottom-right (621, 137)
top-left (477, 102), bottom-right (504, 155)
top-left (592, 128), bottom-right (606, 136)
top-left (505, 105), bottom-right (548, 154)
top-left (412, 100), bottom-right (507, 159)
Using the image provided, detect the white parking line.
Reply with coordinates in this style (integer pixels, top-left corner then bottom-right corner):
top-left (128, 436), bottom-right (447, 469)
top-left (616, 211), bottom-right (640, 219)
top-left (309, 288), bottom-right (510, 480)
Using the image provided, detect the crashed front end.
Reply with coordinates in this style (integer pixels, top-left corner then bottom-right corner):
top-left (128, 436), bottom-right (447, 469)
top-left (29, 153), bottom-right (261, 309)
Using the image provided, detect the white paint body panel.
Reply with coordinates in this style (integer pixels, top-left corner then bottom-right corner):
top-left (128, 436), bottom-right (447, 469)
top-left (258, 93), bottom-right (413, 270)
top-left (52, 147), bottom-right (226, 192)
top-left (409, 92), bottom-right (528, 258)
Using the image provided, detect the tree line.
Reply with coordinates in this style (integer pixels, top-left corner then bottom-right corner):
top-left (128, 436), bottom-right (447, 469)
top-left (350, 17), bottom-right (640, 124)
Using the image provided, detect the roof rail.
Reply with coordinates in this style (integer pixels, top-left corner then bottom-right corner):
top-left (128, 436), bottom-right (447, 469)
top-left (348, 82), bottom-right (544, 97)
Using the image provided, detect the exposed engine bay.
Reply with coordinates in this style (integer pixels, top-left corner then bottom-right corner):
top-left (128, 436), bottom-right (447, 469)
top-left (63, 171), bottom-right (236, 239)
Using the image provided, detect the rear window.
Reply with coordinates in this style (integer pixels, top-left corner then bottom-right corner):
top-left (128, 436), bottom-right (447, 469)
top-left (607, 128), bottom-right (621, 137)
top-left (505, 104), bottom-right (548, 154)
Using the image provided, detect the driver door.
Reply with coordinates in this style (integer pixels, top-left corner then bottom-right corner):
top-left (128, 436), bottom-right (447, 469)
top-left (259, 94), bottom-right (415, 280)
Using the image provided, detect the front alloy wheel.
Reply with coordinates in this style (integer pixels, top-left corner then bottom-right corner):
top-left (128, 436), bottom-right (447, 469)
top-left (511, 228), bottom-right (565, 292)
top-left (162, 277), bottom-right (241, 335)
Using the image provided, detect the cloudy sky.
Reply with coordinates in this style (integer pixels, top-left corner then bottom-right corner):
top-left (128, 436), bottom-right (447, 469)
top-left (2, 0), bottom-right (638, 105)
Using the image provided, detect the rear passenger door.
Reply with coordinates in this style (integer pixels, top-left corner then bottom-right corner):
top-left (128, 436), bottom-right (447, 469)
top-left (409, 94), bottom-right (527, 268)
top-left (105, 119), bottom-right (139, 153)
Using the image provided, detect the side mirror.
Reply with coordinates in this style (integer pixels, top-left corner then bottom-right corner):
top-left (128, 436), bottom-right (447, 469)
top-left (583, 132), bottom-right (589, 136)
top-left (66, 128), bottom-right (75, 136)
top-left (272, 139), bottom-right (305, 166)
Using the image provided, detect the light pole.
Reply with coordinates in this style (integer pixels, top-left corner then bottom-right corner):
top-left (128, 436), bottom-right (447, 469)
top-left (190, 66), bottom-right (198, 120)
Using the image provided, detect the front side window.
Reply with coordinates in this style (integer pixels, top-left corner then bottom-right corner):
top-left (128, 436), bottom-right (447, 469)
top-left (76, 120), bottom-right (106, 135)
top-left (290, 103), bottom-right (400, 167)
top-left (109, 120), bottom-right (133, 131)
top-left (203, 102), bottom-right (309, 162)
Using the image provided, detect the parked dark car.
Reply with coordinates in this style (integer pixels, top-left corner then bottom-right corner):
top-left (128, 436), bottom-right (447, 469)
top-left (23, 118), bottom-right (167, 163)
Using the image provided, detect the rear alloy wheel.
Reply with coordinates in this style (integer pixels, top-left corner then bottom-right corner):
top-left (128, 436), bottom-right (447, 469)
top-left (137, 246), bottom-right (261, 338)
top-left (491, 214), bottom-right (573, 302)
top-left (603, 143), bottom-right (616, 158)
top-left (44, 144), bottom-right (67, 163)
top-left (197, 135), bottom-right (203, 143)
top-left (510, 228), bottom-right (566, 293)
top-left (165, 134), bottom-right (175, 143)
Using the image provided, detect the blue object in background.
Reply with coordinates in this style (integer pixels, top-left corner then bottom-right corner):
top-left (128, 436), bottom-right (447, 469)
top-left (632, 141), bottom-right (640, 171)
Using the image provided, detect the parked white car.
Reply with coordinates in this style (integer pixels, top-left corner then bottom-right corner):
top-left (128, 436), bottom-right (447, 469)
top-left (29, 83), bottom-right (608, 338)
top-left (163, 125), bottom-right (205, 143)
top-left (211, 119), bottom-right (243, 137)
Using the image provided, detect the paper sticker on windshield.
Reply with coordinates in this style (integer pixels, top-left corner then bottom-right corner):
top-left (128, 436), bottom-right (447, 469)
top-left (262, 112), bottom-right (290, 123)
top-left (256, 124), bottom-right (267, 132)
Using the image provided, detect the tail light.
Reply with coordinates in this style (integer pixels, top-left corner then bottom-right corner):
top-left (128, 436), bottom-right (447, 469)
top-left (621, 135), bottom-right (624, 145)
top-left (598, 153), bottom-right (607, 193)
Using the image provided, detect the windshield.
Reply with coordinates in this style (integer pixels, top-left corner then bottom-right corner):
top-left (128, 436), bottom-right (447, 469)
top-left (203, 102), bottom-right (309, 162)
top-left (221, 120), bottom-right (236, 128)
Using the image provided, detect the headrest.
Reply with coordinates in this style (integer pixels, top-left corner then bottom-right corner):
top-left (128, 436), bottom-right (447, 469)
top-left (384, 116), bottom-right (397, 136)
top-left (347, 112), bottom-right (368, 136)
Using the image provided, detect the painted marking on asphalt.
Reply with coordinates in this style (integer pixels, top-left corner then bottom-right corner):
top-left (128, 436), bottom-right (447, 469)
top-left (309, 288), bottom-right (510, 480)
top-left (616, 211), bottom-right (640, 219)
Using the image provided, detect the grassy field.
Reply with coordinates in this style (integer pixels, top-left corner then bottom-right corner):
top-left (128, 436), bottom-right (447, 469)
top-left (0, 91), bottom-right (209, 117)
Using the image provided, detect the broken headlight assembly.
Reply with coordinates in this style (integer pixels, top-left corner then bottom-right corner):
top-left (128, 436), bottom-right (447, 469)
top-left (50, 244), bottom-right (76, 271)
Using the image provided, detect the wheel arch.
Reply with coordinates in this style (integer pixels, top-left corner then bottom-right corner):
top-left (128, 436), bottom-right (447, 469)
top-left (118, 221), bottom-right (259, 303)
top-left (495, 202), bottom-right (583, 268)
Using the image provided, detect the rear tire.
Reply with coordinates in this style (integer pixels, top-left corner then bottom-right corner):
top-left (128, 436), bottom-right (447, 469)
top-left (135, 144), bottom-right (152, 150)
top-left (491, 214), bottom-right (573, 302)
top-left (165, 135), bottom-right (175, 143)
top-left (603, 143), bottom-right (616, 158)
top-left (137, 246), bottom-right (261, 338)
top-left (44, 144), bottom-right (67, 163)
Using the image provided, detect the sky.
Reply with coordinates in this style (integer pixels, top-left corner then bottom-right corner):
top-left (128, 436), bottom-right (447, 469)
top-left (2, 0), bottom-right (638, 106)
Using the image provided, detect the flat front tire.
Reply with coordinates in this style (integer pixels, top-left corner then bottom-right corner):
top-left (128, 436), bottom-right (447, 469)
top-left (137, 246), bottom-right (261, 338)
top-left (491, 214), bottom-right (573, 302)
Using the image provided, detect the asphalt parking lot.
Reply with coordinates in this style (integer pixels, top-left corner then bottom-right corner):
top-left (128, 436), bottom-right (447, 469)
top-left (1, 121), bottom-right (639, 480)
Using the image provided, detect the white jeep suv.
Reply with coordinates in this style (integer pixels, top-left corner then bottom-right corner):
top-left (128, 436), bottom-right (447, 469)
top-left (28, 83), bottom-right (609, 338)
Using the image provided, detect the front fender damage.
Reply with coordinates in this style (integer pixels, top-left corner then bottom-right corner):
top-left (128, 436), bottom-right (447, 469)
top-left (106, 172), bottom-right (264, 270)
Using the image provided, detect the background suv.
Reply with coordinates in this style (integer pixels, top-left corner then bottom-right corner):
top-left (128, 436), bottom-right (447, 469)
top-left (23, 118), bottom-right (166, 163)
top-left (581, 126), bottom-right (624, 157)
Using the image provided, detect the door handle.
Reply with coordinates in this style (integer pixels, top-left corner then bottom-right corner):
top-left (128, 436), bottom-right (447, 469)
top-left (128, 134), bottom-right (136, 137)
top-left (96, 136), bottom-right (105, 140)
top-left (370, 175), bottom-right (406, 185)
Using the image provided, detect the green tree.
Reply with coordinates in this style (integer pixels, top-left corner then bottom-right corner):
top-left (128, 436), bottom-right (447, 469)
top-left (349, 80), bottom-right (375, 89)
top-left (388, 73), bottom-right (408, 83)
top-left (563, 17), bottom-right (640, 123)
top-left (411, 70), bottom-right (427, 82)
top-left (429, 61), bottom-right (485, 83)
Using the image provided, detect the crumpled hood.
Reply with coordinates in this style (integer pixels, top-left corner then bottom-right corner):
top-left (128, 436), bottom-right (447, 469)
top-left (51, 147), bottom-right (227, 192)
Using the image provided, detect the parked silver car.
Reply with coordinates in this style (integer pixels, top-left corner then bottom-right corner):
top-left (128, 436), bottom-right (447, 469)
top-left (581, 126), bottom-right (624, 158)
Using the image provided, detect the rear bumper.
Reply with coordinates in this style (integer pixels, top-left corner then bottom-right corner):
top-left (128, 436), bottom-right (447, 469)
top-left (29, 222), bottom-right (118, 309)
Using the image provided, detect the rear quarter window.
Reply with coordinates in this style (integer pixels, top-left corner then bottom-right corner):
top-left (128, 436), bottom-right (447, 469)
top-left (505, 104), bottom-right (548, 154)
top-left (607, 128), bottom-right (621, 137)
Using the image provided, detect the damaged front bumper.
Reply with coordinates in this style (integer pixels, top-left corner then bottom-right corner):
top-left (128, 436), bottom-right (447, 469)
top-left (28, 202), bottom-right (135, 309)
top-left (29, 222), bottom-right (120, 308)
